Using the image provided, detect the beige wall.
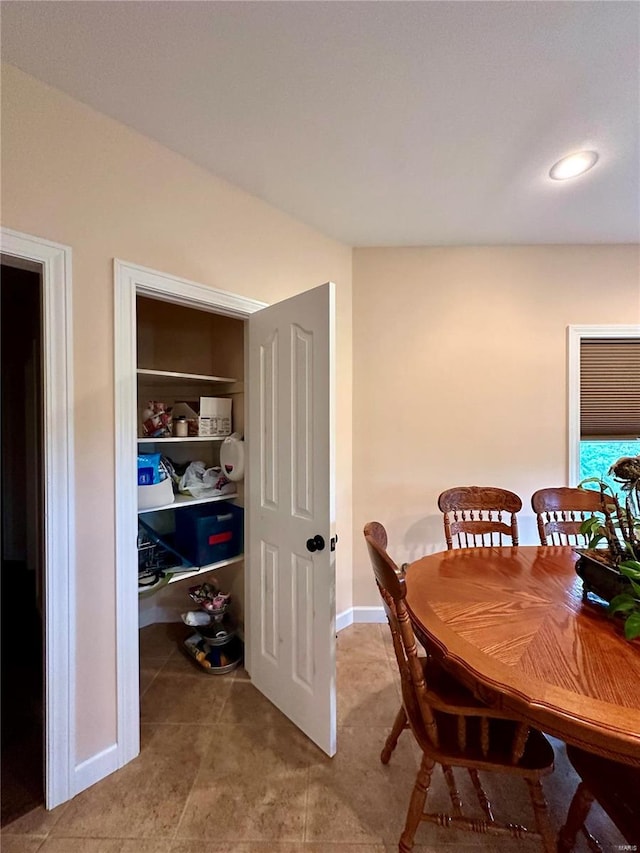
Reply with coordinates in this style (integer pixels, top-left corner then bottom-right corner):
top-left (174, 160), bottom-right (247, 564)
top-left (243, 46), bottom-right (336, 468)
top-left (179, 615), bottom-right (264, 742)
top-left (1, 64), bottom-right (353, 762)
top-left (352, 246), bottom-right (640, 604)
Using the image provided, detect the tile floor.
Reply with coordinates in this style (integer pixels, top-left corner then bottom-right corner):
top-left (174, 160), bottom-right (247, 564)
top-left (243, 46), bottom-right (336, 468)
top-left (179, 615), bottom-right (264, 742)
top-left (2, 623), bottom-right (626, 853)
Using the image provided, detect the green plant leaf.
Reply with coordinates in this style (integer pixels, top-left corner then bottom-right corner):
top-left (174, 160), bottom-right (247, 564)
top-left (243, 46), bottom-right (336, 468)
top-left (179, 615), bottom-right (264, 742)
top-left (630, 579), bottom-right (640, 599)
top-left (620, 562), bottom-right (640, 580)
top-left (624, 612), bottom-right (640, 641)
top-left (578, 477), bottom-right (608, 488)
top-left (579, 517), bottom-right (603, 535)
top-left (608, 594), bottom-right (638, 615)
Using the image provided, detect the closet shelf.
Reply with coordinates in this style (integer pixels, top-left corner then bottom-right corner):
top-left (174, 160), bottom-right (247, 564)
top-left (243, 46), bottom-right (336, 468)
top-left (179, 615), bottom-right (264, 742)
top-left (138, 554), bottom-right (243, 596)
top-left (167, 554), bottom-right (244, 585)
top-left (138, 436), bottom-right (228, 444)
top-left (138, 492), bottom-right (237, 514)
top-left (137, 518), bottom-right (243, 595)
top-left (137, 368), bottom-right (236, 383)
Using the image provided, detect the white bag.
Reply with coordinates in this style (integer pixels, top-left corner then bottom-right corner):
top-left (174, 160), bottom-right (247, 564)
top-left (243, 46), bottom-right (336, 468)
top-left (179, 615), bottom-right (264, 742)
top-left (178, 461), bottom-right (234, 498)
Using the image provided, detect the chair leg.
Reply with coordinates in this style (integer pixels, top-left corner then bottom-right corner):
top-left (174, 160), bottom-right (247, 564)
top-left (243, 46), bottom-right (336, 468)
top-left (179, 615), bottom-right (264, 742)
top-left (468, 768), bottom-right (494, 823)
top-left (381, 706), bottom-right (407, 765)
top-left (557, 782), bottom-right (597, 853)
top-left (441, 764), bottom-right (463, 815)
top-left (526, 778), bottom-right (555, 853)
top-left (399, 754), bottom-right (434, 853)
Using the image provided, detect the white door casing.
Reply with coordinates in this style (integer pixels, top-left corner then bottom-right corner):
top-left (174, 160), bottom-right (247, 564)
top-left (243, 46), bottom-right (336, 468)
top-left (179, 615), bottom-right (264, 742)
top-left (114, 262), bottom-right (336, 790)
top-left (248, 282), bottom-right (337, 757)
top-left (0, 227), bottom-right (75, 807)
top-left (114, 261), bottom-right (266, 777)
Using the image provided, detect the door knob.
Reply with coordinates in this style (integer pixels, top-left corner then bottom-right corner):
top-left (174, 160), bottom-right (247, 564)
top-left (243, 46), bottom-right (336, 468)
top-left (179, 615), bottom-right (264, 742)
top-left (306, 535), bottom-right (325, 553)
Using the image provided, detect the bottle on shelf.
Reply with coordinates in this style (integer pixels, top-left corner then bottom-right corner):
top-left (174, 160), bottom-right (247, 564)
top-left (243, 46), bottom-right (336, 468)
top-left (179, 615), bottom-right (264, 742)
top-left (174, 415), bottom-right (188, 437)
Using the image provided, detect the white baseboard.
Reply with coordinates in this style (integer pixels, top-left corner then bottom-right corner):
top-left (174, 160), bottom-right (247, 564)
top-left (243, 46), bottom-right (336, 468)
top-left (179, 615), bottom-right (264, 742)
top-left (73, 743), bottom-right (119, 796)
top-left (336, 605), bottom-right (386, 632)
top-left (336, 608), bottom-right (353, 632)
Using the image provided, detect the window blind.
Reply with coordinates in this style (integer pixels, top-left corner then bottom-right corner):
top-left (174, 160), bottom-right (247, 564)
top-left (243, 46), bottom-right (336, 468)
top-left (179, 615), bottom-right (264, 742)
top-left (580, 338), bottom-right (640, 438)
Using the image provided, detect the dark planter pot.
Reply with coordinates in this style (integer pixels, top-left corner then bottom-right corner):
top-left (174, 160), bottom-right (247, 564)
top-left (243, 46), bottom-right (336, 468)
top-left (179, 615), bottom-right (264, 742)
top-left (574, 549), bottom-right (633, 604)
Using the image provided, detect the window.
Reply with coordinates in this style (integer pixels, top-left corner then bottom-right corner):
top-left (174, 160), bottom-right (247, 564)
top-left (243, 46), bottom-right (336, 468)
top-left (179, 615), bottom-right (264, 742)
top-left (580, 338), bottom-right (640, 439)
top-left (568, 326), bottom-right (640, 493)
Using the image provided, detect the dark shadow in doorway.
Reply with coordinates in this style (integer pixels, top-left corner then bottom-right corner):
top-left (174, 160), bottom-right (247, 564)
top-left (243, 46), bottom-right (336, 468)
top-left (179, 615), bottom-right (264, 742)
top-left (1, 560), bottom-right (44, 826)
top-left (1, 263), bottom-right (44, 826)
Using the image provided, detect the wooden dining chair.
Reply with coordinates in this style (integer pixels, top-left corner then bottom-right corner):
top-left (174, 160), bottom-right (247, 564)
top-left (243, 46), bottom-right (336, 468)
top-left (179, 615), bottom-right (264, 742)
top-left (531, 487), bottom-right (612, 547)
top-left (363, 521), bottom-right (416, 763)
top-left (438, 486), bottom-right (522, 549)
top-left (364, 519), bottom-right (388, 550)
top-left (363, 523), bottom-right (555, 852)
top-left (557, 745), bottom-right (640, 852)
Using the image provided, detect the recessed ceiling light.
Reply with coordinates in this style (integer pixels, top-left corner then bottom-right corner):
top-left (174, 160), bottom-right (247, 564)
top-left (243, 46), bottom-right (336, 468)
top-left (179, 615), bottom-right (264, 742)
top-left (549, 150), bottom-right (599, 181)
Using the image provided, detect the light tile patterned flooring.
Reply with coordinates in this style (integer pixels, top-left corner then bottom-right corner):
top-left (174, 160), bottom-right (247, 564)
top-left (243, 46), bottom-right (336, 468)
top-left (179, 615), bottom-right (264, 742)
top-left (2, 623), bottom-right (625, 853)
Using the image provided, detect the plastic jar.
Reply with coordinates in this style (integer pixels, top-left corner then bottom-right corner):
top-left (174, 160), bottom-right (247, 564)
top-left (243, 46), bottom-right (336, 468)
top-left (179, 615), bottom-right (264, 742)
top-left (174, 416), bottom-right (188, 437)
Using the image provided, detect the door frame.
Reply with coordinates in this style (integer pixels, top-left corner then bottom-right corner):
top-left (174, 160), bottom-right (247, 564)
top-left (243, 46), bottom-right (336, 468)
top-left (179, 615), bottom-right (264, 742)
top-left (114, 260), bottom-right (266, 769)
top-left (0, 227), bottom-right (75, 808)
top-left (567, 323), bottom-right (640, 485)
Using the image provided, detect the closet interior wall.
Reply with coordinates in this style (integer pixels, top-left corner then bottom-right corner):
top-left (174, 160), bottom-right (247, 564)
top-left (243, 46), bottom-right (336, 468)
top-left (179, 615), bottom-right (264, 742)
top-left (136, 296), bottom-right (246, 632)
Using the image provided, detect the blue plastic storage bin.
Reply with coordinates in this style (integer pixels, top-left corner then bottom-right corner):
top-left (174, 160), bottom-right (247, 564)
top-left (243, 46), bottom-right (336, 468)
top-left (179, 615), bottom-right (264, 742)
top-left (174, 502), bottom-right (244, 567)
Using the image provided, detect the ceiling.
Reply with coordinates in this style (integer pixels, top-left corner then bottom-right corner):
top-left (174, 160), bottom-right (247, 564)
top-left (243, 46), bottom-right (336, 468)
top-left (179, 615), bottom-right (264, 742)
top-left (2, 1), bottom-right (639, 247)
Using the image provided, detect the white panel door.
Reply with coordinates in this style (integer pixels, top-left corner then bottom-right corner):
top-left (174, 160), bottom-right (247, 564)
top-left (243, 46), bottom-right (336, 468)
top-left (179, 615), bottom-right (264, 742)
top-left (247, 282), bottom-right (336, 756)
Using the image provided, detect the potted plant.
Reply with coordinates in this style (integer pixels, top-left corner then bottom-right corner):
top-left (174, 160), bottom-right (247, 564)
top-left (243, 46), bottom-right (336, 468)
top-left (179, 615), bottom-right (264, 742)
top-left (576, 454), bottom-right (640, 641)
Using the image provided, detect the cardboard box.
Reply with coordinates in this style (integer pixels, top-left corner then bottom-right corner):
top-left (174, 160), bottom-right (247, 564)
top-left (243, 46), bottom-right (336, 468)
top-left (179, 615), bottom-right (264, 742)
top-left (198, 397), bottom-right (232, 436)
top-left (172, 397), bottom-right (232, 437)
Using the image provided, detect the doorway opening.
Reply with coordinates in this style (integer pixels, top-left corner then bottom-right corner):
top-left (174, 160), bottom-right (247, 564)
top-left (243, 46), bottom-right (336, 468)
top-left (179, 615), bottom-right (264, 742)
top-left (1, 260), bottom-right (44, 825)
top-left (114, 261), bottom-right (266, 771)
top-left (0, 228), bottom-right (74, 809)
top-left (115, 261), bottom-right (337, 774)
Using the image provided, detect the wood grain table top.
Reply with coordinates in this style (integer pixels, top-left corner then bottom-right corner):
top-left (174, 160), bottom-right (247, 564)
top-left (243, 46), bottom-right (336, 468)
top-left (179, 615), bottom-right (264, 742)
top-left (405, 545), bottom-right (640, 766)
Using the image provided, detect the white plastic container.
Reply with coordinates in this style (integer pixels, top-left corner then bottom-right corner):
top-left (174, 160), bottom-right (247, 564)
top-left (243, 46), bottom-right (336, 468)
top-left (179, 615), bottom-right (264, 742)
top-left (138, 477), bottom-right (174, 511)
top-left (220, 432), bottom-right (245, 481)
top-left (174, 416), bottom-right (189, 437)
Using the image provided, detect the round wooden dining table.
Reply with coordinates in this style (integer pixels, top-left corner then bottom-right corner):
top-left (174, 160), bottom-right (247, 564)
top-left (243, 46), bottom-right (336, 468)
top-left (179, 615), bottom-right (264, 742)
top-left (405, 545), bottom-right (640, 767)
